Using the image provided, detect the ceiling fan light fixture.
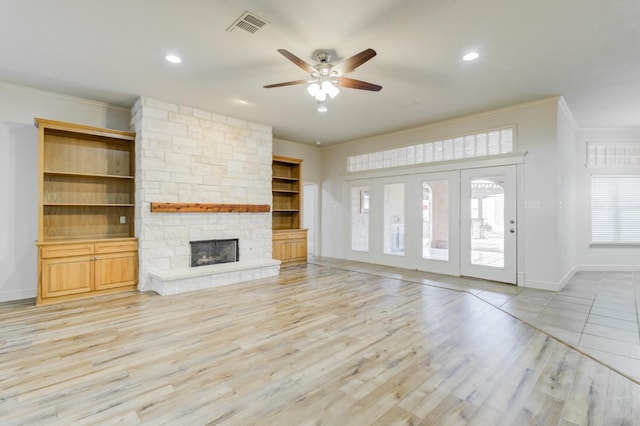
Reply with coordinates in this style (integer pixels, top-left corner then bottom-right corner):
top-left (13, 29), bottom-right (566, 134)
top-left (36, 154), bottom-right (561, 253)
top-left (322, 81), bottom-right (340, 99)
top-left (307, 82), bottom-right (321, 97)
top-left (265, 48), bottom-right (381, 111)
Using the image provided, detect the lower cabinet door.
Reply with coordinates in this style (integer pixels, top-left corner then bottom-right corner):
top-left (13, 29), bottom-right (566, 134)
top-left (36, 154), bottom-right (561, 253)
top-left (272, 240), bottom-right (290, 262)
top-left (41, 256), bottom-right (93, 298)
top-left (94, 251), bottom-right (138, 290)
top-left (289, 239), bottom-right (307, 262)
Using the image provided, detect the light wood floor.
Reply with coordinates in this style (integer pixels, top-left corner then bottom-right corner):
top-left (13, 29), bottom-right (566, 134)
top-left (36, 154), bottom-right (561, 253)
top-left (310, 257), bottom-right (640, 383)
top-left (2, 263), bottom-right (640, 425)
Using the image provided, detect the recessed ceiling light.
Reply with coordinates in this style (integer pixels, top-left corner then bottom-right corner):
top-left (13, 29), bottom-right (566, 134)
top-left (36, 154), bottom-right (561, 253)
top-left (238, 99), bottom-right (249, 105)
top-left (463, 52), bottom-right (479, 61)
top-left (165, 54), bottom-right (182, 64)
top-left (316, 141), bottom-right (322, 145)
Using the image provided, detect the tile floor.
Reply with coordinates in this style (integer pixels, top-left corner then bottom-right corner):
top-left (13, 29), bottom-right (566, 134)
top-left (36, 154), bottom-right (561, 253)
top-left (308, 257), bottom-right (640, 383)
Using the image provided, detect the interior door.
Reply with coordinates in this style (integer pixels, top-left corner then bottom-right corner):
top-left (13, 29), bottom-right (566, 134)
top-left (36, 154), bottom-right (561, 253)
top-left (460, 165), bottom-right (517, 284)
top-left (302, 183), bottom-right (317, 255)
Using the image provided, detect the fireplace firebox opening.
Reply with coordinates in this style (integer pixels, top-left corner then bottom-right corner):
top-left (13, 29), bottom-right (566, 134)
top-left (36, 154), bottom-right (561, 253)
top-left (190, 239), bottom-right (239, 267)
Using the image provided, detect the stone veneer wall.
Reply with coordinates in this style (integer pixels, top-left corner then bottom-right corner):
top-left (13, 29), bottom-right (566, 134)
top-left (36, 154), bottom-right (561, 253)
top-left (130, 97), bottom-right (273, 291)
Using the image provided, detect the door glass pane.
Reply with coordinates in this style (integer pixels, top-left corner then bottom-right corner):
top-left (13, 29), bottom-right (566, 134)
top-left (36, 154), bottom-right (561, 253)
top-left (383, 183), bottom-right (405, 256)
top-left (423, 180), bottom-right (449, 261)
top-left (351, 186), bottom-right (369, 251)
top-left (469, 176), bottom-right (504, 268)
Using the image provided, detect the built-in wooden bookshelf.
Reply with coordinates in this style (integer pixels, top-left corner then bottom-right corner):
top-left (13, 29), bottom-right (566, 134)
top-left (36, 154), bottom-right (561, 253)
top-left (35, 118), bottom-right (138, 305)
top-left (272, 156), bottom-right (307, 263)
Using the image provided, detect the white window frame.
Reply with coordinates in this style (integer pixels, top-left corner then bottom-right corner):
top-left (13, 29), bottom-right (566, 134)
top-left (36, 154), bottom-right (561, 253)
top-left (347, 127), bottom-right (515, 173)
top-left (590, 174), bottom-right (640, 246)
top-left (586, 142), bottom-right (640, 168)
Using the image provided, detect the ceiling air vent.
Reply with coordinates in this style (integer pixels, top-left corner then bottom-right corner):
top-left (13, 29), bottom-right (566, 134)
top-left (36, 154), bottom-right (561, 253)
top-left (227, 11), bottom-right (268, 34)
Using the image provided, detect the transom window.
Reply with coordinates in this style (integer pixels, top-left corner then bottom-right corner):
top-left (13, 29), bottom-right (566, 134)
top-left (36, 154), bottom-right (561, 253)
top-left (347, 128), bottom-right (514, 173)
top-left (587, 142), bottom-right (640, 167)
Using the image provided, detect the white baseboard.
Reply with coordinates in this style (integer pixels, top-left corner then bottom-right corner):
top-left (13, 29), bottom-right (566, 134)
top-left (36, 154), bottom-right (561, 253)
top-left (0, 289), bottom-right (36, 303)
top-left (558, 265), bottom-right (578, 290)
top-left (526, 264), bottom-right (638, 293)
top-left (521, 279), bottom-right (561, 291)
top-left (573, 264), bottom-right (640, 272)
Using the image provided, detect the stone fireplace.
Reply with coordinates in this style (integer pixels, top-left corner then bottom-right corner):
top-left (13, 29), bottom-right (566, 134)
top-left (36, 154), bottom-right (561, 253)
top-left (190, 239), bottom-right (239, 267)
top-left (131, 97), bottom-right (280, 295)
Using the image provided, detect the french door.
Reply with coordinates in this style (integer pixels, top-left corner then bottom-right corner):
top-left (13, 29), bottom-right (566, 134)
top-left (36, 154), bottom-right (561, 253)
top-left (415, 171), bottom-right (460, 276)
top-left (460, 166), bottom-right (517, 284)
top-left (347, 165), bottom-right (517, 284)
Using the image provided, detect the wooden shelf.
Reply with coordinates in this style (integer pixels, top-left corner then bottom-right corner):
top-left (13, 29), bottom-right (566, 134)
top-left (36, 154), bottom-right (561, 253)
top-left (44, 203), bottom-right (135, 207)
top-left (35, 118), bottom-right (138, 305)
top-left (40, 234), bottom-right (134, 243)
top-left (271, 156), bottom-right (306, 263)
top-left (44, 171), bottom-right (134, 179)
top-left (44, 172), bottom-right (133, 205)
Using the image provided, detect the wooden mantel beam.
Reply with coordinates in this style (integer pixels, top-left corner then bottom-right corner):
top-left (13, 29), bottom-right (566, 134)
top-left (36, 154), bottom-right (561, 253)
top-left (150, 202), bottom-right (270, 213)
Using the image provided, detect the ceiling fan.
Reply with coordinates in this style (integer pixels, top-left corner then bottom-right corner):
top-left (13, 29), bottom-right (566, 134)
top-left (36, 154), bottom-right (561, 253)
top-left (264, 48), bottom-right (382, 111)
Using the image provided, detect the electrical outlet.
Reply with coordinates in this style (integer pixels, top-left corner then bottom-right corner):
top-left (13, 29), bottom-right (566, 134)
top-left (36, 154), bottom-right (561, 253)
top-left (119, 216), bottom-right (126, 224)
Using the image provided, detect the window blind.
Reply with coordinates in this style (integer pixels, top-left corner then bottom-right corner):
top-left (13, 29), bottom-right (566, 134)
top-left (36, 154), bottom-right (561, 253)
top-left (591, 175), bottom-right (640, 243)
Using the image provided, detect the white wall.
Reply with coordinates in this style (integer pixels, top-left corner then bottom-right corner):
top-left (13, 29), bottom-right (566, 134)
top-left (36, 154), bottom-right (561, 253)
top-left (575, 127), bottom-right (640, 269)
top-left (319, 97), bottom-right (564, 289)
top-left (0, 83), bottom-right (131, 302)
top-left (272, 138), bottom-right (322, 184)
top-left (557, 99), bottom-right (578, 284)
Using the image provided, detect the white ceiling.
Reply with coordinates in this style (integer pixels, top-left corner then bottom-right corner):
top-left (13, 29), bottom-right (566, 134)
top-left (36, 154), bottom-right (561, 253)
top-left (1, 0), bottom-right (639, 145)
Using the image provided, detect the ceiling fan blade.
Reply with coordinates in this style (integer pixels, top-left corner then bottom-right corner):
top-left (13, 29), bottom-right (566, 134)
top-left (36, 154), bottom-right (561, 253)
top-left (263, 80), bottom-right (308, 88)
top-left (336, 77), bottom-right (382, 91)
top-left (277, 49), bottom-right (315, 73)
top-left (333, 48), bottom-right (377, 74)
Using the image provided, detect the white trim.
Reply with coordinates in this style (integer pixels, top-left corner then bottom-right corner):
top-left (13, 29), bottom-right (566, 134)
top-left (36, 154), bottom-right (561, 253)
top-left (0, 289), bottom-right (36, 303)
top-left (589, 243), bottom-right (640, 248)
top-left (522, 279), bottom-right (561, 292)
top-left (0, 81), bottom-right (131, 112)
top-left (573, 264), bottom-right (640, 272)
top-left (273, 137), bottom-right (321, 150)
top-left (558, 265), bottom-right (578, 290)
top-left (344, 152), bottom-right (527, 181)
top-left (558, 96), bottom-right (578, 130)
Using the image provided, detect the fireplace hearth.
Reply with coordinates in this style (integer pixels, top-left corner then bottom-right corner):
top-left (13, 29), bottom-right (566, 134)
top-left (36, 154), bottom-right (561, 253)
top-left (190, 239), bottom-right (239, 267)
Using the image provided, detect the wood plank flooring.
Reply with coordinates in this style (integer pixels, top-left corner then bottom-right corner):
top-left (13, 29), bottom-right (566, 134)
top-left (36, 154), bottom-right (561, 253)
top-left (1, 263), bottom-right (640, 425)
